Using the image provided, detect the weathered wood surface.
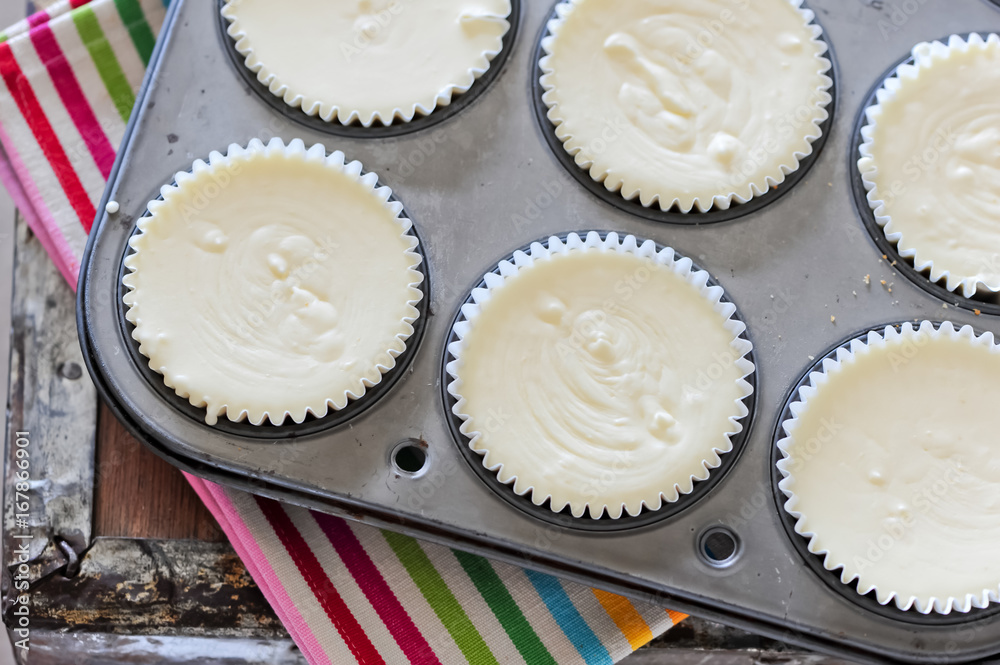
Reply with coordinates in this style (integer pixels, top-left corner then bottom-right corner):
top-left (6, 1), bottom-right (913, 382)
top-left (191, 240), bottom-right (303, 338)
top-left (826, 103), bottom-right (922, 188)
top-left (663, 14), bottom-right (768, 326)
top-left (636, 617), bottom-right (858, 664)
top-left (27, 538), bottom-right (283, 637)
top-left (630, 648), bottom-right (857, 665)
top-left (2, 219), bottom-right (97, 605)
top-left (26, 635), bottom-right (308, 665)
top-left (2, 222), bottom-right (857, 663)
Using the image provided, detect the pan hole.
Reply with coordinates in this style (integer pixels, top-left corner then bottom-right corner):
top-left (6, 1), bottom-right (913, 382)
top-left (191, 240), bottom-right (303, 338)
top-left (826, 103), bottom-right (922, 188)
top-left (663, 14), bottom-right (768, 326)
top-left (699, 527), bottom-right (740, 568)
top-left (392, 441), bottom-right (428, 475)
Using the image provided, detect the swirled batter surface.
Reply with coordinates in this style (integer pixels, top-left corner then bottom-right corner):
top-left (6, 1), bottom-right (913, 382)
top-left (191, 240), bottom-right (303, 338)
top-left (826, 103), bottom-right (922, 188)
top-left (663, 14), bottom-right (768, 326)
top-left (124, 148), bottom-right (422, 425)
top-left (541, 0), bottom-right (830, 211)
top-left (456, 250), bottom-right (745, 518)
top-left (863, 38), bottom-right (1000, 293)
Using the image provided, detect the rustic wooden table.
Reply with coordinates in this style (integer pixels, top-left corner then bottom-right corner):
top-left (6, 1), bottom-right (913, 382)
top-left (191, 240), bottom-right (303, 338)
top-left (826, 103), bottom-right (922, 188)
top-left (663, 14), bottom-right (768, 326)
top-left (0, 219), bottom-right (856, 664)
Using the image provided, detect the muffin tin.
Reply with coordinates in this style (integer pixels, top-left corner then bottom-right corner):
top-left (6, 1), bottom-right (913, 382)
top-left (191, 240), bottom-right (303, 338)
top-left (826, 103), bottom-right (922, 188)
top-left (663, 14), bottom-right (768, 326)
top-left (76, 0), bottom-right (1000, 662)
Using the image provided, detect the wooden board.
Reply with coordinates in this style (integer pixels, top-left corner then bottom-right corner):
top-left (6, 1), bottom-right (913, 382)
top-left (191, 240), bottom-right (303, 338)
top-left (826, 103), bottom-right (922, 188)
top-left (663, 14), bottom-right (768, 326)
top-left (94, 402), bottom-right (224, 541)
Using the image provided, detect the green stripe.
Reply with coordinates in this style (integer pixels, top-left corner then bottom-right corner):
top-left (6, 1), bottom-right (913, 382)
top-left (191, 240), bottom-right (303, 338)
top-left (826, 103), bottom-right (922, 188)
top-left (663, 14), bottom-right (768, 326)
top-left (382, 532), bottom-right (499, 665)
top-left (114, 0), bottom-right (156, 66)
top-left (72, 5), bottom-right (135, 122)
top-left (452, 550), bottom-right (558, 665)
top-left (0, 33), bottom-right (7, 44)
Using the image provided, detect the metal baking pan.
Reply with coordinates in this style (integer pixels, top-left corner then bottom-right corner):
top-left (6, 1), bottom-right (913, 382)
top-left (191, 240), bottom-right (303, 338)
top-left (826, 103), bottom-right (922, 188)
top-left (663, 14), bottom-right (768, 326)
top-left (76, 0), bottom-right (1000, 662)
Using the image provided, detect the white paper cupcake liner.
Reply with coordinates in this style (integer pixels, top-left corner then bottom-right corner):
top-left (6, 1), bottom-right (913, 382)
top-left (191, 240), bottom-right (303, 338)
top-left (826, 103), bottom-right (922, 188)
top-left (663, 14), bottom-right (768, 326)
top-left (123, 137), bottom-right (424, 426)
top-left (776, 321), bottom-right (1000, 615)
top-left (858, 33), bottom-right (1000, 299)
top-left (538, 0), bottom-right (833, 213)
top-left (446, 231), bottom-right (755, 519)
top-left (221, 0), bottom-right (512, 128)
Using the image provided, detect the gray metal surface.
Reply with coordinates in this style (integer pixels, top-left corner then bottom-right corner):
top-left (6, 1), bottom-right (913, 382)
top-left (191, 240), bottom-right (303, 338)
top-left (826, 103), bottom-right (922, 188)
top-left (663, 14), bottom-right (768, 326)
top-left (77, 0), bottom-right (1000, 663)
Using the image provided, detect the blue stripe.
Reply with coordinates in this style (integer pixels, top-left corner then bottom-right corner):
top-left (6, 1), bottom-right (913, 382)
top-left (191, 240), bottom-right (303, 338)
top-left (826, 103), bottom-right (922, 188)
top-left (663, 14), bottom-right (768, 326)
top-left (524, 570), bottom-right (614, 665)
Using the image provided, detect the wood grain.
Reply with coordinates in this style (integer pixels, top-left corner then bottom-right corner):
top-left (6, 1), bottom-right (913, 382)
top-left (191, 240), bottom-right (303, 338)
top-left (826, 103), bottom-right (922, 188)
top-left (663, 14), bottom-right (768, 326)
top-left (93, 402), bottom-right (225, 541)
top-left (3, 218), bottom-right (97, 582)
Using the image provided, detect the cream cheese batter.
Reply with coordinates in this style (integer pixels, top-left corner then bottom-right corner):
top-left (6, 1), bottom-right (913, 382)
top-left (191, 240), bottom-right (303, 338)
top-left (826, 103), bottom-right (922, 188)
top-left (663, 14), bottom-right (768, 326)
top-left (123, 141), bottom-right (423, 426)
top-left (860, 35), bottom-right (1000, 298)
top-left (452, 246), bottom-right (750, 519)
top-left (540, 0), bottom-right (831, 212)
top-left (778, 325), bottom-right (1000, 613)
top-left (222, 0), bottom-right (511, 126)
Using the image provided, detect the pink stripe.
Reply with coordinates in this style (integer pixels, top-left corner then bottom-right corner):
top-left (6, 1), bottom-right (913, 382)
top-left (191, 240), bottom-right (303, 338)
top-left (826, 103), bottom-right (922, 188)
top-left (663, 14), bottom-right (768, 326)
top-left (312, 512), bottom-right (443, 665)
top-left (256, 497), bottom-right (385, 665)
top-left (184, 475), bottom-right (333, 665)
top-left (27, 11), bottom-right (50, 29)
top-left (0, 150), bottom-right (61, 270)
top-left (29, 22), bottom-right (116, 179)
top-left (0, 119), bottom-right (80, 286)
top-left (0, 42), bottom-right (96, 231)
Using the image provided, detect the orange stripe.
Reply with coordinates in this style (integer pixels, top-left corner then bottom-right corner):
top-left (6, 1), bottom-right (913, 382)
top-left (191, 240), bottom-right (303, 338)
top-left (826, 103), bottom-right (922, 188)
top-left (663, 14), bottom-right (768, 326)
top-left (666, 609), bottom-right (689, 625)
top-left (591, 589), bottom-right (653, 651)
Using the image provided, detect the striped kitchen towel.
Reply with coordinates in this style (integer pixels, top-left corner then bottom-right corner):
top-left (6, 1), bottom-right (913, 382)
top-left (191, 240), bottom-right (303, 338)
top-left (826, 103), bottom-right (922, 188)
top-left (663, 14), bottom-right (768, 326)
top-left (0, 1), bottom-right (685, 662)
